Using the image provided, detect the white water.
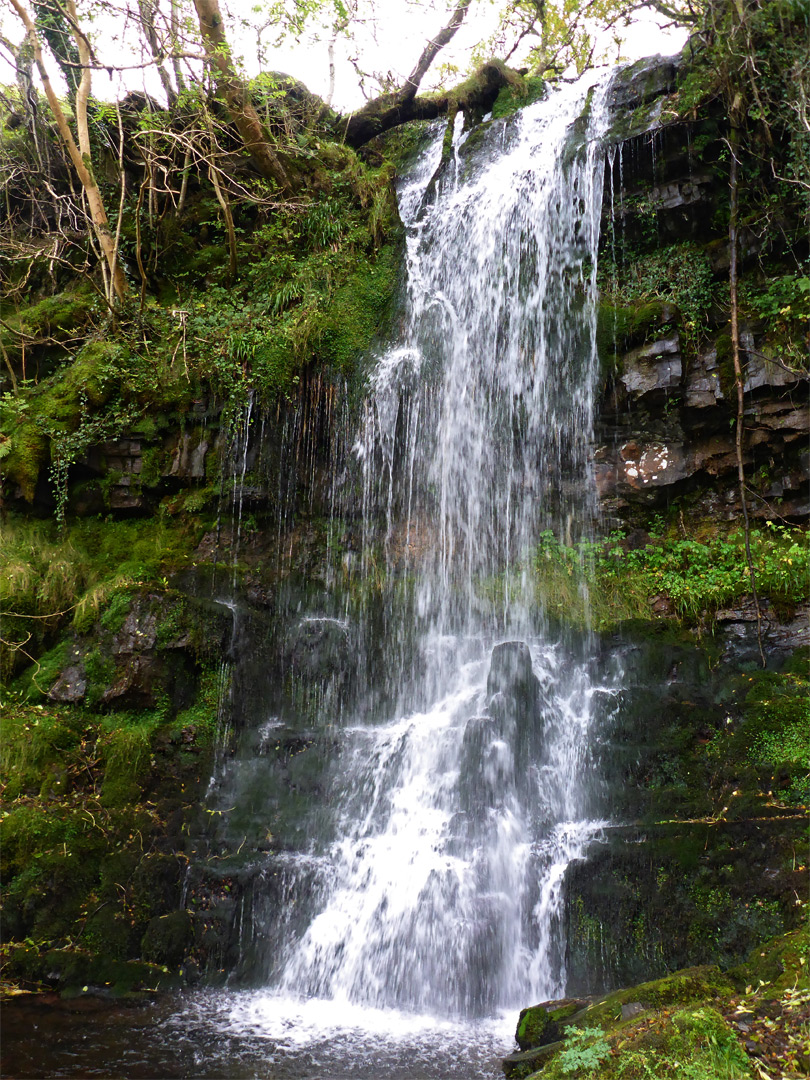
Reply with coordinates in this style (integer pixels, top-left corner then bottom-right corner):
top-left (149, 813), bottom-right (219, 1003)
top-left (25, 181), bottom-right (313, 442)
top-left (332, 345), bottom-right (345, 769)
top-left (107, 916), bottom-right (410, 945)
top-left (245, 68), bottom-right (620, 1025)
top-left (194, 71), bottom-right (620, 1069)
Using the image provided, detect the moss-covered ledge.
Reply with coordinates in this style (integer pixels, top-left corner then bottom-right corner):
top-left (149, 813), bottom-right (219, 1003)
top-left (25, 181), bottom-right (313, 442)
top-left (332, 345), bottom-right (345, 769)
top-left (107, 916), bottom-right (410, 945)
top-left (504, 924), bottom-right (809, 1079)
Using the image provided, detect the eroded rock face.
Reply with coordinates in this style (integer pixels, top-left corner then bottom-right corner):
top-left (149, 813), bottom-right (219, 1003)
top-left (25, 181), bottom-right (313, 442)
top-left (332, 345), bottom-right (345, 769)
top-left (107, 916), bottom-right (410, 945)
top-left (46, 592), bottom-right (226, 711)
top-left (596, 68), bottom-right (809, 526)
top-left (620, 336), bottom-right (682, 401)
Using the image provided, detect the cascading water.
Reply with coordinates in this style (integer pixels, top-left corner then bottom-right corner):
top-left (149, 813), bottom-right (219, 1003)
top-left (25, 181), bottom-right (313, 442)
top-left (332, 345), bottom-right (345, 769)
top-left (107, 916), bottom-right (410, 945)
top-left (181, 66), bottom-right (621, 1076)
top-left (234, 69), bottom-right (620, 1020)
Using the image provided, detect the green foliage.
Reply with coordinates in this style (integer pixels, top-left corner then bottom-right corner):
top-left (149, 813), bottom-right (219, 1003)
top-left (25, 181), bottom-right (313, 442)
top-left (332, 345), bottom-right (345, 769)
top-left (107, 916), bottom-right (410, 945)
top-left (737, 664), bottom-right (810, 807)
top-left (610, 1008), bottom-right (752, 1080)
top-left (0, 680), bottom-right (217, 963)
top-left (532, 522), bottom-right (808, 629)
top-left (0, 699), bottom-right (82, 799)
top-left (598, 243), bottom-right (715, 354)
top-left (740, 268), bottom-right (810, 370)
top-left (539, 927), bottom-right (808, 1079)
top-left (0, 514), bottom-right (195, 682)
top-left (559, 1026), bottom-right (612, 1074)
top-left (532, 529), bottom-right (650, 629)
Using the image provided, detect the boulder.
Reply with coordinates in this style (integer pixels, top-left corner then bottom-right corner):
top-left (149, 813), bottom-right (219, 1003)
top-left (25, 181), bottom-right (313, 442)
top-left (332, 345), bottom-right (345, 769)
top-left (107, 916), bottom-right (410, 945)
top-left (48, 665), bottom-right (87, 703)
top-left (515, 998), bottom-right (587, 1051)
top-left (503, 1039), bottom-right (562, 1078)
top-left (486, 641), bottom-right (538, 706)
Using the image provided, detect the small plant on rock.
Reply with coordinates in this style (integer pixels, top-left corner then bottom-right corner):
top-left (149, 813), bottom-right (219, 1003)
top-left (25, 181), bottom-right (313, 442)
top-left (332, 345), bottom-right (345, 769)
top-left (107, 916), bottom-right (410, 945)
top-left (559, 1025), bottom-right (612, 1075)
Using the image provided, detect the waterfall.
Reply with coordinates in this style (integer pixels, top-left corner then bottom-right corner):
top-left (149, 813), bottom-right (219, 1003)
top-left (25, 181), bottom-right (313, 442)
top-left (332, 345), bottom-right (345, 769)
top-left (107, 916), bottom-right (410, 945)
top-left (228, 69), bottom-right (619, 1020)
top-left (207, 68), bottom-right (618, 1033)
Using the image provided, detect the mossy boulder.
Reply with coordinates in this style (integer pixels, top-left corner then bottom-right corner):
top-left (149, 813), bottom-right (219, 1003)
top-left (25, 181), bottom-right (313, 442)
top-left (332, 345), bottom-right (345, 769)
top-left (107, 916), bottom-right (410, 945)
top-left (2, 421), bottom-right (49, 502)
top-left (516, 998), bottom-right (586, 1050)
top-left (586, 966), bottom-right (734, 1026)
top-left (492, 76), bottom-right (546, 120)
top-left (596, 300), bottom-right (680, 380)
top-left (141, 910), bottom-right (193, 967)
top-left (728, 925), bottom-right (810, 997)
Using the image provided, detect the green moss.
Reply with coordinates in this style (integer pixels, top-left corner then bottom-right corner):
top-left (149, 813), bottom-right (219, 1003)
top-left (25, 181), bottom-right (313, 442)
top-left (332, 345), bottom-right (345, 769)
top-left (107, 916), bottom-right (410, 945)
top-left (378, 119), bottom-right (436, 174)
top-left (83, 648), bottom-right (117, 705)
top-left (139, 446), bottom-right (168, 487)
top-left (583, 967), bottom-right (735, 1030)
top-left (0, 288), bottom-right (96, 373)
top-left (314, 243), bottom-right (401, 374)
top-left (598, 243), bottom-right (715, 356)
top-left (13, 640), bottom-right (69, 702)
top-left (730, 925), bottom-right (809, 996)
top-left (517, 1005), bottom-right (555, 1050)
top-left (595, 300), bottom-right (680, 380)
top-left (1, 944), bottom-right (180, 996)
top-left (170, 666), bottom-right (224, 747)
top-left (492, 76), bottom-right (546, 119)
top-left (141, 910), bottom-right (193, 967)
top-left (675, 55), bottom-right (722, 116)
top-left (714, 330), bottom-right (735, 397)
top-left (516, 1000), bottom-right (582, 1052)
top-left (729, 665), bottom-right (810, 807)
top-left (21, 290), bottom-right (95, 337)
top-left (2, 421), bottom-right (49, 502)
top-left (99, 590), bottom-right (133, 633)
top-left (100, 715), bottom-right (161, 807)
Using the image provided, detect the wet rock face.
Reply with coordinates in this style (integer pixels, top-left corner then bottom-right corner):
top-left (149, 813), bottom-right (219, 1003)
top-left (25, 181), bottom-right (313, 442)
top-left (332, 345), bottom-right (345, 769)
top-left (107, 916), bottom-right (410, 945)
top-left (609, 54), bottom-right (682, 113)
top-left (285, 616), bottom-right (354, 685)
top-left (458, 642), bottom-right (542, 817)
top-left (45, 592), bottom-right (226, 709)
top-left (596, 68), bottom-right (809, 525)
top-left (620, 336), bottom-right (682, 401)
top-left (486, 641), bottom-right (542, 749)
top-left (715, 598), bottom-right (810, 666)
top-left (486, 641), bottom-right (538, 708)
top-left (515, 998), bottom-right (586, 1051)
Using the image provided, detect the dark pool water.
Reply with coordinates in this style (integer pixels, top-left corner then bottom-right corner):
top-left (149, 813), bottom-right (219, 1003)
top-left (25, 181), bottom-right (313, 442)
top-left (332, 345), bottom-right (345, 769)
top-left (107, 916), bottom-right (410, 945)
top-left (1, 990), bottom-right (513, 1079)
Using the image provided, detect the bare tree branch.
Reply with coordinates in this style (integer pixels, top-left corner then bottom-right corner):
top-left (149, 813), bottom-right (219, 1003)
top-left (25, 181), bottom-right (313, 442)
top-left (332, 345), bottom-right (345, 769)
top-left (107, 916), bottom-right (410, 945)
top-left (401, 1), bottom-right (470, 103)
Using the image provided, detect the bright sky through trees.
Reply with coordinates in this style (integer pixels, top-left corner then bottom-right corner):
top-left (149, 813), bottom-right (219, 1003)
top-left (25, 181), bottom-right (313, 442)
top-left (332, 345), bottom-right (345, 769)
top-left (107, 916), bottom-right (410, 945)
top-left (0, 0), bottom-right (689, 112)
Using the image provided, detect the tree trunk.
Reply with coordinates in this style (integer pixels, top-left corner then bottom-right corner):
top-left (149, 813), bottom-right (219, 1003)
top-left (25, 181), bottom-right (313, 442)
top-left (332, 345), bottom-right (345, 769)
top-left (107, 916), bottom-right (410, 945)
top-left (729, 121), bottom-right (765, 668)
top-left (191, 0), bottom-right (295, 193)
top-left (9, 0), bottom-right (128, 303)
top-left (138, 0), bottom-right (178, 107)
top-left (339, 60), bottom-right (513, 148)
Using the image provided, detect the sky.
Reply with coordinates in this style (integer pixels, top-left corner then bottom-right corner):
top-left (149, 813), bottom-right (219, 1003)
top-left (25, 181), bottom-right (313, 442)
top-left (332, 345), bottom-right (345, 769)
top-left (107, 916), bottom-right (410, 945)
top-left (0, 0), bottom-right (690, 113)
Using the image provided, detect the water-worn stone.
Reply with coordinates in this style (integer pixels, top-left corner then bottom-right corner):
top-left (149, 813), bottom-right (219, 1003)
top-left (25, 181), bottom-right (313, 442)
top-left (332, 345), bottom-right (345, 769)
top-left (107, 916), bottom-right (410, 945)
top-left (285, 615), bottom-right (353, 683)
top-left (486, 641), bottom-right (537, 703)
top-left (113, 606), bottom-right (159, 654)
top-left (684, 347), bottom-right (724, 408)
top-left (609, 54), bottom-right (681, 110)
top-left (168, 430), bottom-right (209, 479)
top-left (101, 654), bottom-right (165, 705)
top-left (141, 910), bottom-right (194, 967)
top-left (503, 1038), bottom-right (563, 1079)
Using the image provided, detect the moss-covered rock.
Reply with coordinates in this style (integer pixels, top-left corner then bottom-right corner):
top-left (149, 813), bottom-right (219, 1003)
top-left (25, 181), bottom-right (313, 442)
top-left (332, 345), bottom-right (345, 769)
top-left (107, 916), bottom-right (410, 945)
top-left (516, 999), bottom-right (586, 1050)
top-left (141, 910), bottom-right (194, 968)
top-left (1, 944), bottom-right (181, 998)
top-left (506, 926), bottom-right (809, 1078)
